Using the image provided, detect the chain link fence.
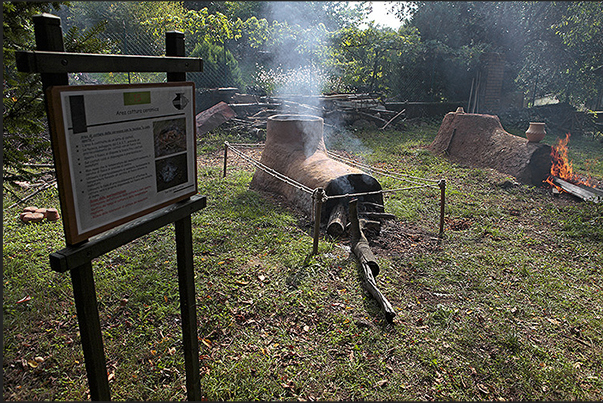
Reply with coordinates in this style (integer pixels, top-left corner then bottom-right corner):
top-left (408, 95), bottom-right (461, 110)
top-left (55, 4), bottom-right (430, 105)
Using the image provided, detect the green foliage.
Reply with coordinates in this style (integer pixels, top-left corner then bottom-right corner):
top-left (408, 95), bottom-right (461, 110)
top-left (190, 39), bottom-right (243, 89)
top-left (328, 24), bottom-right (423, 95)
top-left (3, 2), bottom-right (65, 177)
top-left (58, 1), bottom-right (190, 55)
top-left (402, 1), bottom-right (603, 107)
top-left (63, 21), bottom-right (111, 53)
top-left (551, 2), bottom-right (603, 105)
top-left (2, 2), bottom-right (118, 181)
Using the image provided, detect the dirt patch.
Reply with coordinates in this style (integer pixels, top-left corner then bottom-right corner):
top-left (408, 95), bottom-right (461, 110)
top-left (368, 219), bottom-right (441, 261)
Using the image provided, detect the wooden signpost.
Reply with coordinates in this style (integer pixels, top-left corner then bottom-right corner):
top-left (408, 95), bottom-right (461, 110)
top-left (16, 13), bottom-right (205, 401)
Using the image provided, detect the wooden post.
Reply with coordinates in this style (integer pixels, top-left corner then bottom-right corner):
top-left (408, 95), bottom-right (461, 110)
top-left (166, 31), bottom-right (186, 82)
top-left (34, 13), bottom-right (69, 91)
top-left (312, 188), bottom-right (325, 255)
top-left (223, 142), bottom-right (228, 178)
top-left (166, 30), bottom-right (202, 401)
top-left (175, 217), bottom-right (201, 400)
top-left (438, 179), bottom-right (446, 237)
top-left (70, 263), bottom-right (111, 401)
top-left (34, 14), bottom-right (111, 401)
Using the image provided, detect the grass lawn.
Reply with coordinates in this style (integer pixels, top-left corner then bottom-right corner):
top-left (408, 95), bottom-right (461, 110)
top-left (3, 119), bottom-right (603, 400)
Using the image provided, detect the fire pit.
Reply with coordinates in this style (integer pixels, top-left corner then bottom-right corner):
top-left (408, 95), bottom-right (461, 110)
top-left (546, 133), bottom-right (603, 203)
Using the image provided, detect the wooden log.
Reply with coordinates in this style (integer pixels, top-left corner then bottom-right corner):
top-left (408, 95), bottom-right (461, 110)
top-left (359, 218), bottom-right (381, 234)
top-left (349, 199), bottom-right (396, 323)
top-left (551, 177), bottom-right (603, 203)
top-left (327, 202), bottom-right (347, 237)
top-left (361, 258), bottom-right (396, 323)
top-left (349, 200), bottom-right (379, 276)
top-left (429, 111), bottom-right (552, 186)
top-left (361, 212), bottom-right (396, 221)
top-left (196, 101), bottom-right (236, 136)
top-left (359, 201), bottom-right (385, 212)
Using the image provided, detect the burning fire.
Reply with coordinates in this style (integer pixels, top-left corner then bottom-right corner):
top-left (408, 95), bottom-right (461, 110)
top-left (545, 133), bottom-right (592, 190)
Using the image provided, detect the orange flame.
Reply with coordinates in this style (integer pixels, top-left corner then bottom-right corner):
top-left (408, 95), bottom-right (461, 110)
top-left (545, 133), bottom-right (592, 190)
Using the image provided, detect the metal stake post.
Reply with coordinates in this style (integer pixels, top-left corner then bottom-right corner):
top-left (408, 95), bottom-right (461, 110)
top-left (438, 179), bottom-right (446, 237)
top-left (312, 188), bottom-right (326, 255)
top-left (223, 142), bottom-right (229, 177)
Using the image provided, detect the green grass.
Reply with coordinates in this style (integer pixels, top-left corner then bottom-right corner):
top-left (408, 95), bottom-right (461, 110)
top-left (3, 120), bottom-right (603, 400)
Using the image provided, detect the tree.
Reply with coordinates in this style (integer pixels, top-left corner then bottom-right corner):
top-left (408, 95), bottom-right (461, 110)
top-left (3, 2), bottom-right (65, 179)
top-left (3, 2), bottom-right (116, 181)
top-left (190, 39), bottom-right (243, 89)
top-left (56, 1), bottom-right (190, 55)
top-left (328, 24), bottom-right (422, 95)
top-left (394, 1), bottom-right (603, 108)
top-left (550, 1), bottom-right (603, 107)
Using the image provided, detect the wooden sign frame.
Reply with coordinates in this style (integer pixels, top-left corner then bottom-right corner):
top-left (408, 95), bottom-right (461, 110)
top-left (18, 15), bottom-right (204, 400)
top-left (47, 82), bottom-right (197, 244)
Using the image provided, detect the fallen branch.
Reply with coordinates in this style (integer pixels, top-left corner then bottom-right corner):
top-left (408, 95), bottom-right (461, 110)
top-left (23, 163), bottom-right (55, 168)
top-left (357, 110), bottom-right (388, 125)
top-left (349, 198), bottom-right (396, 322)
top-left (381, 108), bottom-right (406, 130)
top-left (8, 179), bottom-right (57, 209)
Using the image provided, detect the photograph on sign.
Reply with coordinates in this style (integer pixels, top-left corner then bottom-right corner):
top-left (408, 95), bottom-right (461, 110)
top-left (48, 82), bottom-right (197, 244)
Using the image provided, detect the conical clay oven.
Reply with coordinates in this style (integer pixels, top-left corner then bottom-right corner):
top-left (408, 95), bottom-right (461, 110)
top-left (249, 114), bottom-right (383, 228)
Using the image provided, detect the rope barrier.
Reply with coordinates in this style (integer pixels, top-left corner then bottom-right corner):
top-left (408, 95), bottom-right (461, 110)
top-left (224, 141), bottom-right (447, 239)
top-left (225, 142), bottom-right (441, 201)
top-left (226, 142), bottom-right (265, 148)
top-left (325, 184), bottom-right (433, 200)
top-left (225, 142), bottom-right (314, 195)
top-left (326, 150), bottom-right (440, 187)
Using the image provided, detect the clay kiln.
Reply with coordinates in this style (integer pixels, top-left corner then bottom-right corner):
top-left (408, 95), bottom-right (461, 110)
top-left (429, 110), bottom-right (552, 186)
top-left (249, 115), bottom-right (383, 225)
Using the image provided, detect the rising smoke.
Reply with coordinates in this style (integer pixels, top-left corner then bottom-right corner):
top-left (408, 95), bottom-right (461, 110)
top-left (264, 2), bottom-right (329, 108)
top-left (264, 2), bottom-right (373, 157)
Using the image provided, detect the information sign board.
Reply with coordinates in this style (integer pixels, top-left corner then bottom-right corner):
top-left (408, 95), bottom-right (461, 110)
top-left (47, 82), bottom-right (197, 244)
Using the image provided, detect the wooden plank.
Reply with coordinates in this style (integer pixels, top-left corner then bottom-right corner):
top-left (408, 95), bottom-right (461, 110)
top-left (49, 195), bottom-right (206, 272)
top-left (70, 262), bottom-right (111, 401)
top-left (16, 50), bottom-right (203, 74)
top-left (551, 177), bottom-right (602, 203)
